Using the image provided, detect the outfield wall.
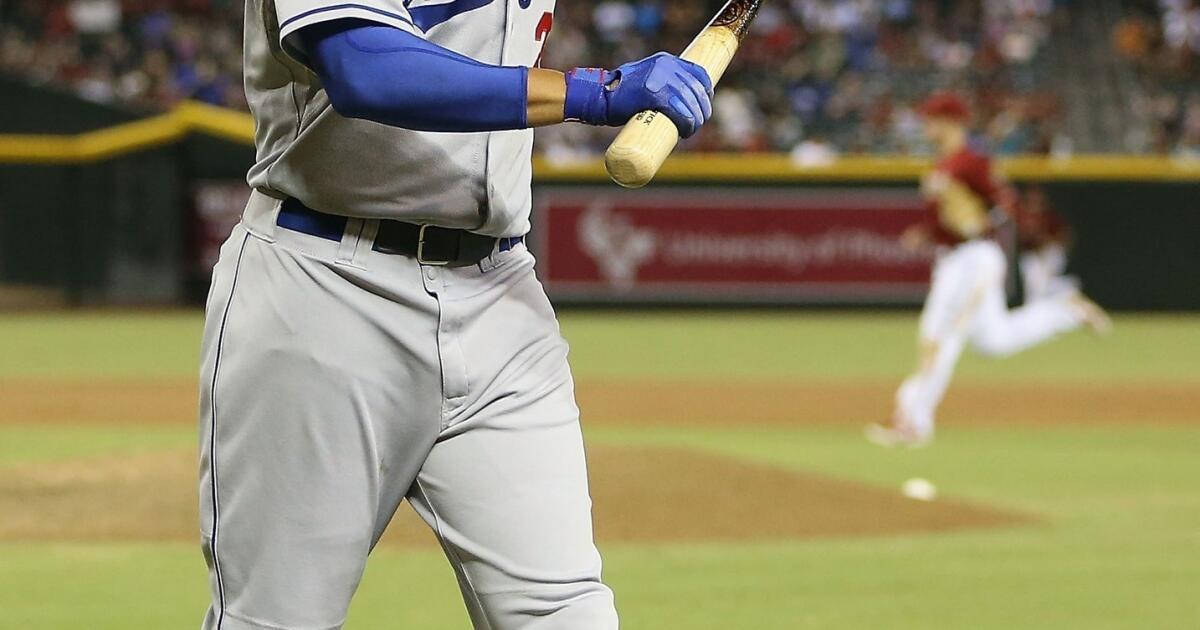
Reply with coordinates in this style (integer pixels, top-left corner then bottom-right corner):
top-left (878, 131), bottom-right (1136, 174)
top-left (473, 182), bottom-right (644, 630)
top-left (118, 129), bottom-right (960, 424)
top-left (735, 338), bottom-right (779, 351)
top-left (527, 173), bottom-right (1200, 310)
top-left (0, 96), bottom-right (1197, 309)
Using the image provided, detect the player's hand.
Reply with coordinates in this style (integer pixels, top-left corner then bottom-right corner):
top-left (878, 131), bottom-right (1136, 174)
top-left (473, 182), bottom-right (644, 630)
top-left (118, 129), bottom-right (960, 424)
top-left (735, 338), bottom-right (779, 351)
top-left (608, 53), bottom-right (714, 138)
top-left (921, 172), bottom-right (949, 199)
top-left (564, 53), bottom-right (714, 139)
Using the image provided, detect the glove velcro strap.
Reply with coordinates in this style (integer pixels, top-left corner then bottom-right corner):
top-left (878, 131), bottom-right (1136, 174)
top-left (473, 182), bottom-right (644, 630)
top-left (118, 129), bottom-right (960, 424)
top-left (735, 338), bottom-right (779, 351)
top-left (564, 67), bottom-right (612, 126)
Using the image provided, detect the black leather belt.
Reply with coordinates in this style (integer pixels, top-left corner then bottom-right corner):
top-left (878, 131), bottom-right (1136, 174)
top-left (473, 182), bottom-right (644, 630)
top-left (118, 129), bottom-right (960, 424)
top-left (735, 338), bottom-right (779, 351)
top-left (276, 197), bottom-right (523, 267)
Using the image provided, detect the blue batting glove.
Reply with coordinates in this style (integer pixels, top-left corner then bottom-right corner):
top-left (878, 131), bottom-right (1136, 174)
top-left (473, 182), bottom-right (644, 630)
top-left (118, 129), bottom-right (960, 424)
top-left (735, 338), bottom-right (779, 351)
top-left (564, 53), bottom-right (714, 139)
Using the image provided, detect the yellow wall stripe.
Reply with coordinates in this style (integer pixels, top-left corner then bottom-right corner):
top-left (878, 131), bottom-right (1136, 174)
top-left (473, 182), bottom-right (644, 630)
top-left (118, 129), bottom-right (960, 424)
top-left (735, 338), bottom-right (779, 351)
top-left (533, 154), bottom-right (1200, 183)
top-left (0, 101), bottom-right (255, 164)
top-left (173, 101), bottom-right (257, 144)
top-left (1, 101), bottom-right (1199, 182)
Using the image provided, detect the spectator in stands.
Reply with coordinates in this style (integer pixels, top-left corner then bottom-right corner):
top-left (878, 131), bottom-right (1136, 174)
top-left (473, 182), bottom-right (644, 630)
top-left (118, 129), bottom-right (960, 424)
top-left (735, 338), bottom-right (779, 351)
top-left (1, 0), bottom-right (1193, 155)
top-left (539, 0), bottom-right (1068, 156)
top-left (0, 0), bottom-right (244, 109)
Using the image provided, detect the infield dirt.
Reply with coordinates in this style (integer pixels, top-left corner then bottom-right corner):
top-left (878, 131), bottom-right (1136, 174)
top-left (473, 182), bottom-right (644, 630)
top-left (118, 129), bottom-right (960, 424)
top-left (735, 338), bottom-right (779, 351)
top-left (7, 373), bottom-right (1190, 546)
top-left (2, 378), bottom-right (1197, 427)
top-left (0, 444), bottom-right (1028, 545)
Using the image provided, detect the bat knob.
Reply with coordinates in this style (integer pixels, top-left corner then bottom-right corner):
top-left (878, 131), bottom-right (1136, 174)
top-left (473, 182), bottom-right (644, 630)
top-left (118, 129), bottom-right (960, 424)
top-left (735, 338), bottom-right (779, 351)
top-left (605, 110), bottom-right (680, 189)
top-left (604, 146), bottom-right (656, 189)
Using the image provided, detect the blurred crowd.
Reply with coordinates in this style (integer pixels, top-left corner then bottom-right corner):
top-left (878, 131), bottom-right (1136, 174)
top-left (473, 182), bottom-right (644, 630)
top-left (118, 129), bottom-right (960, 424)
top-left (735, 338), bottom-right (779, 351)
top-left (1, 0), bottom-right (1197, 156)
top-left (540, 0), bottom-right (1073, 160)
top-left (1112, 0), bottom-right (1200, 155)
top-left (0, 0), bottom-right (246, 110)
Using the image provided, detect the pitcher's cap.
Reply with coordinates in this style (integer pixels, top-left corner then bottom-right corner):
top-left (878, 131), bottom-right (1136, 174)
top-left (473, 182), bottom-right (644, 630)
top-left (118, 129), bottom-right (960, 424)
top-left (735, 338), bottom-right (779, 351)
top-left (918, 92), bottom-right (971, 120)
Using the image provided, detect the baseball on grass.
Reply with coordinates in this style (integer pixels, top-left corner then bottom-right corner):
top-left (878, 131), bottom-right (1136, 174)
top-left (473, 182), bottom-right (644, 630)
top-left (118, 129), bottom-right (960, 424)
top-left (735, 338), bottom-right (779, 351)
top-left (902, 478), bottom-right (938, 501)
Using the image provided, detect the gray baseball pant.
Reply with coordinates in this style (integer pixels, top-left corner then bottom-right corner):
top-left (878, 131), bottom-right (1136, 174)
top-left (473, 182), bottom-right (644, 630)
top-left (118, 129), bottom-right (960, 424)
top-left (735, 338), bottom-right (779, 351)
top-left (198, 192), bottom-right (618, 630)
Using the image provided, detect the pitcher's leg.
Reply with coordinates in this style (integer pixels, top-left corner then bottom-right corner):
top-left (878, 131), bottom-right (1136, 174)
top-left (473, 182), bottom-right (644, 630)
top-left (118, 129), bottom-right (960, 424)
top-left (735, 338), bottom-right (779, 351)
top-left (894, 331), bottom-right (968, 440)
top-left (199, 227), bottom-right (440, 629)
top-left (1041, 244), bottom-right (1078, 296)
top-left (1020, 251), bottom-right (1050, 301)
top-left (1023, 245), bottom-right (1075, 300)
top-left (885, 249), bottom-right (983, 443)
top-left (971, 282), bottom-right (1083, 358)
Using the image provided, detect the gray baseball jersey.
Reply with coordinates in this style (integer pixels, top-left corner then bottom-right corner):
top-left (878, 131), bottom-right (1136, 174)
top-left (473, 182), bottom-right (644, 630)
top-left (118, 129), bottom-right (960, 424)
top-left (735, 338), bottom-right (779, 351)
top-left (244, 0), bottom-right (556, 237)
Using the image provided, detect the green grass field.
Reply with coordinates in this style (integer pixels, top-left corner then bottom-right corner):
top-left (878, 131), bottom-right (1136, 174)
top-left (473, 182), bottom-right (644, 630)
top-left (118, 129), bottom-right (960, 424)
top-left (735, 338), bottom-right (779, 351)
top-left (1, 311), bottom-right (1198, 629)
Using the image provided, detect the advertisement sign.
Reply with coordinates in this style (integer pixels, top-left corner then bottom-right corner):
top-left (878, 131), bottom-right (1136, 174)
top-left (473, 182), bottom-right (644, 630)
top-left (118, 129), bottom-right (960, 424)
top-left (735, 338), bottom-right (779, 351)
top-left (191, 181), bottom-right (250, 273)
top-left (535, 187), bottom-right (934, 304)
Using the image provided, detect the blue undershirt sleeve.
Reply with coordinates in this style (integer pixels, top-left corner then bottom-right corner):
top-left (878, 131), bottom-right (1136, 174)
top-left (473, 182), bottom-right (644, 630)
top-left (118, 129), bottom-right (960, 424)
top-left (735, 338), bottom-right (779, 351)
top-left (299, 20), bottom-right (529, 133)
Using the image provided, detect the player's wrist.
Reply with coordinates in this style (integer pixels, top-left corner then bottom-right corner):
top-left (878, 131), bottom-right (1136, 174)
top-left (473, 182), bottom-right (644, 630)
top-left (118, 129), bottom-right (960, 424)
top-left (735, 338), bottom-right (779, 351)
top-left (527, 68), bottom-right (566, 127)
top-left (563, 67), bottom-right (613, 126)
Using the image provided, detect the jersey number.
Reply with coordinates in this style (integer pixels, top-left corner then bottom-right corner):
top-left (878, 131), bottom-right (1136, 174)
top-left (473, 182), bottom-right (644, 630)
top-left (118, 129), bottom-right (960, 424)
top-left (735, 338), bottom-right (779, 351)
top-left (534, 12), bottom-right (553, 66)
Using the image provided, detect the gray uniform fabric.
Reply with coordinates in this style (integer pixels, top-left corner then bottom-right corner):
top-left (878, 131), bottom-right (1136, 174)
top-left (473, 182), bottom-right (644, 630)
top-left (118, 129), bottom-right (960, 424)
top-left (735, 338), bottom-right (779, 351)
top-left (200, 1), bottom-right (617, 627)
top-left (199, 194), bottom-right (617, 629)
top-left (244, 0), bottom-right (554, 237)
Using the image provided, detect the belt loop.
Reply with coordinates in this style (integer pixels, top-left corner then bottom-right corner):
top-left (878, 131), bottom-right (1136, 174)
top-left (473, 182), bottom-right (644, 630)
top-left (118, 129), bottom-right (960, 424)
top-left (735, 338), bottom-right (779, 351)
top-left (477, 244), bottom-right (500, 273)
top-left (336, 218), bottom-right (366, 267)
top-left (360, 219), bottom-right (381, 257)
top-left (242, 190), bottom-right (281, 243)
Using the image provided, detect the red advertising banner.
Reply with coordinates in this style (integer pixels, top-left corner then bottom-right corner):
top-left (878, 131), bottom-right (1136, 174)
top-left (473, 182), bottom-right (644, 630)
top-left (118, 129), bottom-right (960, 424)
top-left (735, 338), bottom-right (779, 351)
top-left (535, 187), bottom-right (934, 304)
top-left (191, 181), bottom-right (250, 273)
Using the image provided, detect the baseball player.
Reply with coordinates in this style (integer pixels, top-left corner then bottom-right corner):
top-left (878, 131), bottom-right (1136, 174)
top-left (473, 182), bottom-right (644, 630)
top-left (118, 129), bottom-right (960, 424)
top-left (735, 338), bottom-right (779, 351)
top-left (866, 93), bottom-right (1111, 448)
top-left (199, 3), bottom-right (714, 629)
top-left (1017, 184), bottom-right (1078, 300)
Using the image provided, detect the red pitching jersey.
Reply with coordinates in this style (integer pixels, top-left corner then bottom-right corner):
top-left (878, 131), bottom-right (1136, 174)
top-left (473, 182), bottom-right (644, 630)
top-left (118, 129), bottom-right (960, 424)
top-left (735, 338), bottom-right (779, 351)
top-left (923, 146), bottom-right (1010, 245)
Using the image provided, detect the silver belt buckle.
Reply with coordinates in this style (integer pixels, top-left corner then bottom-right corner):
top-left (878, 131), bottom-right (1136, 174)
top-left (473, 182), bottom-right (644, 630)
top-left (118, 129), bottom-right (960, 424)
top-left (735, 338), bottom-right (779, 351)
top-left (416, 225), bottom-right (452, 266)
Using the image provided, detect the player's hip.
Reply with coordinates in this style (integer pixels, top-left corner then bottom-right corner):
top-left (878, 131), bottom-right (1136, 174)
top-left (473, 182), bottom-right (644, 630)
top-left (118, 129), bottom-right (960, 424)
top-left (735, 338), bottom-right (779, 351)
top-left (202, 210), bottom-right (565, 423)
top-left (200, 192), bottom-right (546, 359)
top-left (934, 239), bottom-right (1006, 276)
top-left (920, 241), bottom-right (1006, 336)
top-left (235, 190), bottom-right (529, 277)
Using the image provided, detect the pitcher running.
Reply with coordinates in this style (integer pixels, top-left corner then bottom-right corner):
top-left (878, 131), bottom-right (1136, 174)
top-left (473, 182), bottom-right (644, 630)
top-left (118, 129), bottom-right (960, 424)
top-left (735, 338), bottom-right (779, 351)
top-left (867, 92), bottom-right (1110, 448)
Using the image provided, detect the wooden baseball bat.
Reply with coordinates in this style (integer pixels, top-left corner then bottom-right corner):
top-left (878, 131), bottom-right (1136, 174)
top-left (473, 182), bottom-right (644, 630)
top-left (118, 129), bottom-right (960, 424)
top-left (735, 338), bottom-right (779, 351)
top-left (604, 0), bottom-right (766, 189)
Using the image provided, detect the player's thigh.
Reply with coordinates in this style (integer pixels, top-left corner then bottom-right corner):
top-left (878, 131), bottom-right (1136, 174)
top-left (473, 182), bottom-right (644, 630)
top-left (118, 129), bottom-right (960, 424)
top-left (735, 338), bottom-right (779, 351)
top-left (919, 250), bottom-right (975, 341)
top-left (408, 255), bottom-right (616, 628)
top-left (1043, 244), bottom-right (1068, 273)
top-left (409, 406), bottom-right (614, 628)
top-left (965, 246), bottom-right (1018, 352)
top-left (200, 227), bottom-right (442, 629)
top-left (920, 244), bottom-right (1002, 341)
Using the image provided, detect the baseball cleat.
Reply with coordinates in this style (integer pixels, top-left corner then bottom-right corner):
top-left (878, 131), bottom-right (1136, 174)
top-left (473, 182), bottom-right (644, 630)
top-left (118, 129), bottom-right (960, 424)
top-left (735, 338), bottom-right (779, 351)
top-left (1070, 293), bottom-right (1113, 336)
top-left (865, 422), bottom-right (932, 449)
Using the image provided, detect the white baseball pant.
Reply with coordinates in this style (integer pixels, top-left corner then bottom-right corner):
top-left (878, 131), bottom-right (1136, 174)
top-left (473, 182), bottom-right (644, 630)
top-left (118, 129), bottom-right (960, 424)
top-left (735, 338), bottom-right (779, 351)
top-left (1020, 243), bottom-right (1076, 301)
top-left (896, 239), bottom-right (1084, 439)
top-left (198, 193), bottom-right (618, 630)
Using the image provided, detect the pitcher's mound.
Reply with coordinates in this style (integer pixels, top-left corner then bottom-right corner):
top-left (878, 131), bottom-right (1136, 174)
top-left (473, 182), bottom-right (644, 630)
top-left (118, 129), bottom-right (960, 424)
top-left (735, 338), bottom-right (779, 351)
top-left (583, 446), bottom-right (1027, 542)
top-left (0, 445), bottom-right (1028, 545)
